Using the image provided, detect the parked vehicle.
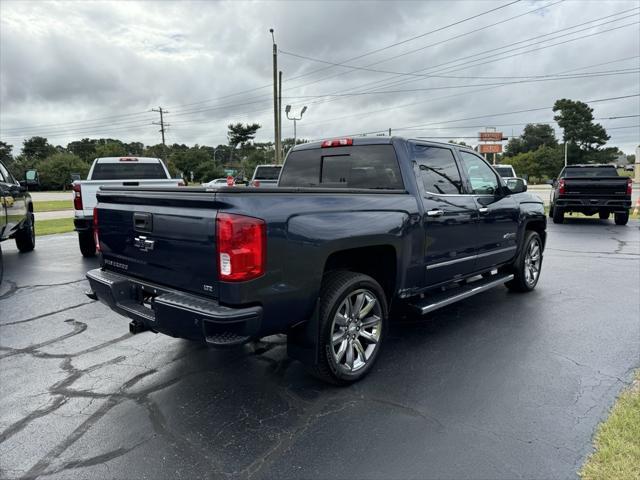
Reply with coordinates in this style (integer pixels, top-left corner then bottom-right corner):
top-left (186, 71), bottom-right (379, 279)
top-left (0, 160), bottom-right (35, 284)
top-left (250, 164), bottom-right (281, 187)
top-left (202, 178), bottom-right (229, 187)
top-left (72, 157), bottom-right (184, 257)
top-left (624, 164), bottom-right (635, 172)
top-left (549, 164), bottom-right (632, 225)
top-left (86, 137), bottom-right (546, 384)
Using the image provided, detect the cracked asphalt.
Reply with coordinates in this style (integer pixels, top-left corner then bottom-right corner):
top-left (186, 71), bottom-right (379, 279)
top-left (1, 218), bottom-right (639, 480)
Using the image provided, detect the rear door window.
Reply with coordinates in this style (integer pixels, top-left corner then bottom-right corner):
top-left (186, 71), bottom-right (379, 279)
top-left (91, 162), bottom-right (167, 180)
top-left (253, 166), bottom-right (282, 180)
top-left (411, 144), bottom-right (463, 195)
top-left (279, 145), bottom-right (403, 189)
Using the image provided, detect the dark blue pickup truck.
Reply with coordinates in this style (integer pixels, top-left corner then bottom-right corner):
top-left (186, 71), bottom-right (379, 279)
top-left (87, 137), bottom-right (546, 384)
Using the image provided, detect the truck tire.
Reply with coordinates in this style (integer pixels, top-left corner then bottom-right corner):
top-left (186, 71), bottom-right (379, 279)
top-left (614, 211), bottom-right (629, 226)
top-left (15, 212), bottom-right (35, 253)
top-left (505, 230), bottom-right (543, 293)
top-left (311, 271), bottom-right (388, 385)
top-left (552, 207), bottom-right (564, 224)
top-left (599, 211), bottom-right (610, 220)
top-left (78, 230), bottom-right (96, 257)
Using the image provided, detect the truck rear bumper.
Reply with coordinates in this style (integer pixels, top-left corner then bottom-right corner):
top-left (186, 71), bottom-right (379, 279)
top-left (555, 198), bottom-right (631, 210)
top-left (86, 268), bottom-right (262, 346)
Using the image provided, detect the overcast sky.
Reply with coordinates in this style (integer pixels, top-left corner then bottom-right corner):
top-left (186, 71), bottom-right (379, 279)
top-left (1, 0), bottom-right (639, 154)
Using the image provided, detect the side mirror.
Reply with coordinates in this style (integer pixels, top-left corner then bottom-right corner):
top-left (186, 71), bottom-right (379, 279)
top-left (24, 169), bottom-right (39, 186)
top-left (506, 178), bottom-right (527, 194)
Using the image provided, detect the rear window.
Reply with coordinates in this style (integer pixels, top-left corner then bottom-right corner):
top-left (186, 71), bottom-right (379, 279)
top-left (91, 162), bottom-right (167, 180)
top-left (253, 166), bottom-right (282, 180)
top-left (494, 165), bottom-right (515, 178)
top-left (279, 145), bottom-right (403, 189)
top-left (563, 166), bottom-right (618, 178)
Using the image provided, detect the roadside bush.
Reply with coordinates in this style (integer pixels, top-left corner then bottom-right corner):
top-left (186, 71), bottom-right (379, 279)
top-left (36, 153), bottom-right (89, 190)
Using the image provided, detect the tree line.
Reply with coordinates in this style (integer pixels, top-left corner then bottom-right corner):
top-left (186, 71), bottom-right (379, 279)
top-left (0, 123), bottom-right (306, 190)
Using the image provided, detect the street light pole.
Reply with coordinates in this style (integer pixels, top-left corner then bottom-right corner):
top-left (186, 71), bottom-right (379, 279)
top-left (285, 105), bottom-right (307, 146)
top-left (270, 29), bottom-right (281, 164)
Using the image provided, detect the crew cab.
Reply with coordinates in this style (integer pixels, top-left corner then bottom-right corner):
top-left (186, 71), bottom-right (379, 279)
top-left (549, 164), bottom-right (632, 225)
top-left (72, 157), bottom-right (183, 256)
top-left (86, 137), bottom-right (546, 384)
top-left (0, 160), bottom-right (35, 284)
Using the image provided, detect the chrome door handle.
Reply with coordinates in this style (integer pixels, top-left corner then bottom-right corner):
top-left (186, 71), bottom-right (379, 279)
top-left (426, 209), bottom-right (444, 217)
top-left (478, 207), bottom-right (489, 214)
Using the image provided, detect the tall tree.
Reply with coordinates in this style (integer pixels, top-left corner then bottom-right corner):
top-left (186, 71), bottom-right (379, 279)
top-left (0, 141), bottom-right (13, 165)
top-left (67, 138), bottom-right (97, 162)
top-left (505, 124), bottom-right (557, 157)
top-left (553, 99), bottom-right (609, 156)
top-left (227, 123), bottom-right (261, 163)
top-left (22, 136), bottom-right (56, 161)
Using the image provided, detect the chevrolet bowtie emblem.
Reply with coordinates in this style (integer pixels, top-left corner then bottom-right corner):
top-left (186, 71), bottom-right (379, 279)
top-left (133, 236), bottom-right (155, 252)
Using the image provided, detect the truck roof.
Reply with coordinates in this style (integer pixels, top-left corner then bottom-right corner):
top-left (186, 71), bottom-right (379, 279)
top-left (93, 157), bottom-right (163, 163)
top-left (292, 136), bottom-right (476, 152)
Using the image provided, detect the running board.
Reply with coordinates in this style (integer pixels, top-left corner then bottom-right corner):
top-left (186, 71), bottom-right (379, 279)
top-left (409, 273), bottom-right (514, 315)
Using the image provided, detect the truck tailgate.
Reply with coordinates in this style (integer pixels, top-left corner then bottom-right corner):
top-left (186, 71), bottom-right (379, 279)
top-left (563, 177), bottom-right (629, 197)
top-left (97, 189), bottom-right (220, 299)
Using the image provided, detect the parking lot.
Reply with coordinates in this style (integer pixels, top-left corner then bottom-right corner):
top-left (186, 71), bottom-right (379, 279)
top-left (0, 219), bottom-right (638, 479)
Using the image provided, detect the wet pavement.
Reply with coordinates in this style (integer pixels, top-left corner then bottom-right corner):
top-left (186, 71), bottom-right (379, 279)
top-left (0, 219), bottom-right (638, 479)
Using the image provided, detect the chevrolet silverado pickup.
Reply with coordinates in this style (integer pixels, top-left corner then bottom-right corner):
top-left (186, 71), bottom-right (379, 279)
top-left (86, 137), bottom-right (546, 384)
top-left (549, 164), bottom-right (632, 225)
top-left (1, 160), bottom-right (35, 284)
top-left (72, 156), bottom-right (183, 257)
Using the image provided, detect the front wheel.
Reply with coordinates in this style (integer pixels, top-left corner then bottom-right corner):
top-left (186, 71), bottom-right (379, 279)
top-left (78, 230), bottom-right (96, 257)
top-left (506, 231), bottom-right (543, 293)
top-left (614, 211), bottom-right (629, 226)
top-left (311, 271), bottom-right (387, 385)
top-left (15, 212), bottom-right (35, 252)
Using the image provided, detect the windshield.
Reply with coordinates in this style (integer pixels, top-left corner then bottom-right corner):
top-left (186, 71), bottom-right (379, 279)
top-left (91, 162), bottom-right (167, 180)
top-left (494, 165), bottom-right (515, 178)
top-left (253, 166), bottom-right (281, 180)
top-left (563, 166), bottom-right (618, 178)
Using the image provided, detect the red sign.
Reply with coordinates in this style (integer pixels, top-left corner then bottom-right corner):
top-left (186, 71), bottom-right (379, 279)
top-left (479, 144), bottom-right (502, 154)
top-left (479, 132), bottom-right (503, 141)
top-left (226, 175), bottom-right (235, 186)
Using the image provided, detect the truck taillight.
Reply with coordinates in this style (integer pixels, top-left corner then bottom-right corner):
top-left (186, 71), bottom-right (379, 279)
top-left (627, 178), bottom-right (632, 195)
top-left (93, 207), bottom-right (100, 252)
top-left (216, 213), bottom-right (265, 282)
top-left (321, 138), bottom-right (353, 148)
top-left (72, 183), bottom-right (83, 210)
top-left (558, 178), bottom-right (565, 195)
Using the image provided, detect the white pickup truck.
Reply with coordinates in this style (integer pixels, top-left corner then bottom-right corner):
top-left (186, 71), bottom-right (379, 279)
top-left (72, 156), bottom-right (183, 256)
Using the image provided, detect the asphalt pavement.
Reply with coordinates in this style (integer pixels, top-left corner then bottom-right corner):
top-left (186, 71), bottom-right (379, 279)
top-left (0, 220), bottom-right (639, 480)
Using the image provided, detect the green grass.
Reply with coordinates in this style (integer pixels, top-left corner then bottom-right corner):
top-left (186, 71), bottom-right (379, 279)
top-left (33, 200), bottom-right (73, 212)
top-left (580, 372), bottom-right (640, 480)
top-left (35, 218), bottom-right (74, 236)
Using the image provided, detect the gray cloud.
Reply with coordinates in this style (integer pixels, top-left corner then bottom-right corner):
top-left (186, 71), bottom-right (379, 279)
top-left (1, 0), bottom-right (638, 153)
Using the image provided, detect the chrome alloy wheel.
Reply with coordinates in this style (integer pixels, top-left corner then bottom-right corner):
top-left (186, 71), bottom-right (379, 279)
top-left (330, 288), bottom-right (382, 373)
top-left (523, 237), bottom-right (541, 287)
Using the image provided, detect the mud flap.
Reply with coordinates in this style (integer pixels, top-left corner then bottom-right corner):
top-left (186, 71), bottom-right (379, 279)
top-left (286, 299), bottom-right (321, 366)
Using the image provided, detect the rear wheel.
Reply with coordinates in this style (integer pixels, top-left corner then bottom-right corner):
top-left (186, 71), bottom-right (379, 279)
top-left (15, 212), bottom-right (35, 252)
top-left (506, 230), bottom-right (543, 293)
top-left (78, 230), bottom-right (96, 257)
top-left (614, 211), bottom-right (629, 226)
top-left (311, 271), bottom-right (387, 385)
top-left (598, 211), bottom-right (610, 220)
top-left (552, 206), bottom-right (564, 224)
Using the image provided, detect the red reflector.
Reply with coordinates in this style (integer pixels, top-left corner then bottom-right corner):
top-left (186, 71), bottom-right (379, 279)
top-left (93, 207), bottom-right (100, 252)
top-left (119, 157), bottom-right (138, 162)
top-left (321, 138), bottom-right (353, 148)
top-left (558, 178), bottom-right (565, 195)
top-left (72, 183), bottom-right (83, 210)
top-left (627, 178), bottom-right (632, 195)
top-left (216, 213), bottom-right (265, 282)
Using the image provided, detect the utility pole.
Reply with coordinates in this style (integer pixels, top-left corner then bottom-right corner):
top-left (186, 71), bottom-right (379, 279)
top-left (152, 106), bottom-right (169, 163)
top-left (270, 29), bottom-right (281, 164)
top-left (278, 70), bottom-right (283, 163)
